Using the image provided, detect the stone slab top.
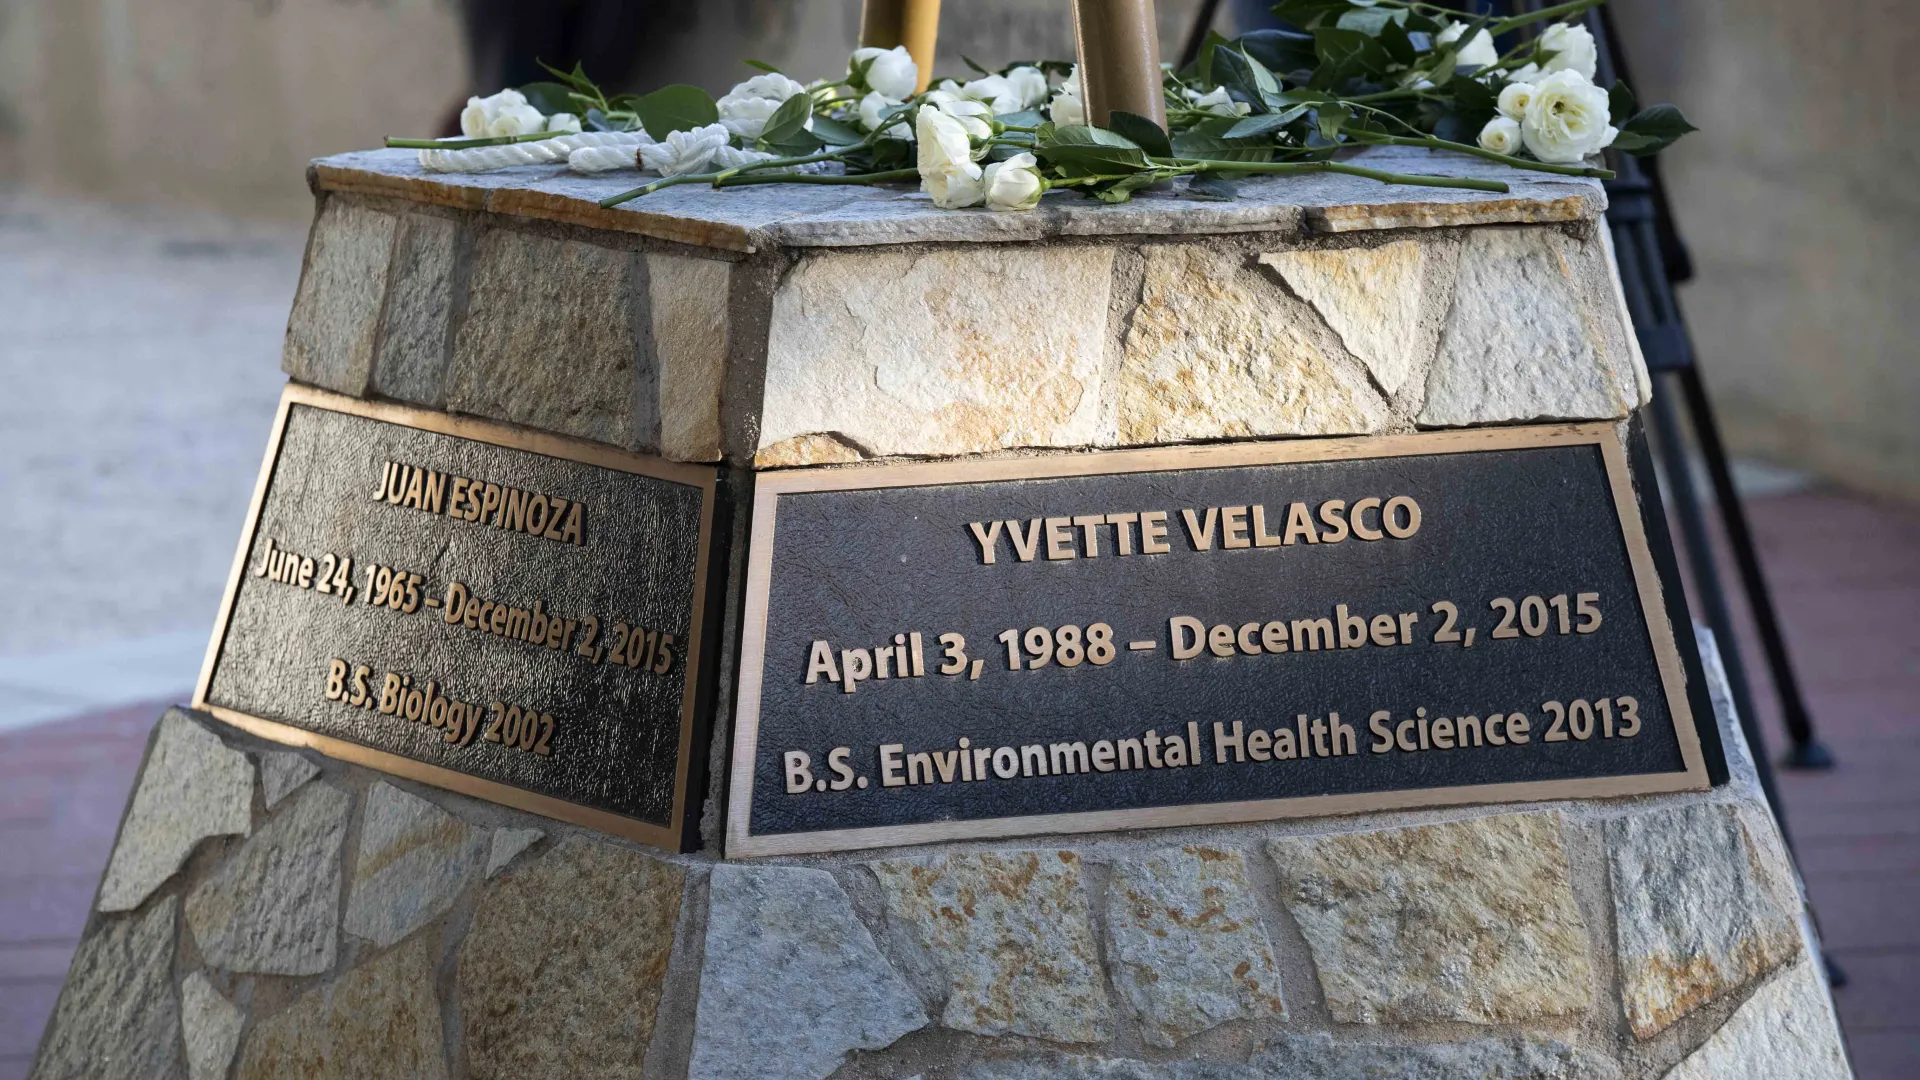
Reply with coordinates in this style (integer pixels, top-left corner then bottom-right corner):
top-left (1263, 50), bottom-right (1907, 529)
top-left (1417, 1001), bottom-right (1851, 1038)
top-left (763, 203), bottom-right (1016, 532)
top-left (309, 145), bottom-right (1606, 255)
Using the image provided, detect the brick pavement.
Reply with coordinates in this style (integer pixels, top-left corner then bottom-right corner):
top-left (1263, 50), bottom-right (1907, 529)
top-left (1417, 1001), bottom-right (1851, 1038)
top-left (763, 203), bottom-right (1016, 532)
top-left (1, 489), bottom-right (1914, 1077)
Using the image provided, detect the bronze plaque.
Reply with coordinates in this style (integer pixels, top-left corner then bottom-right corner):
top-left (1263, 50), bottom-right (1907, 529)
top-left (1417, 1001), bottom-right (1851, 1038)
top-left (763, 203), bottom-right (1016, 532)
top-left (727, 424), bottom-right (1715, 857)
top-left (198, 385), bottom-right (721, 851)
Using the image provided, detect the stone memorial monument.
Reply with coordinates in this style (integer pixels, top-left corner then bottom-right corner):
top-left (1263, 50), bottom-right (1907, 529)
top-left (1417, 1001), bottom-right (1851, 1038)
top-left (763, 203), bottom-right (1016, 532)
top-left (26, 30), bottom-right (1854, 1077)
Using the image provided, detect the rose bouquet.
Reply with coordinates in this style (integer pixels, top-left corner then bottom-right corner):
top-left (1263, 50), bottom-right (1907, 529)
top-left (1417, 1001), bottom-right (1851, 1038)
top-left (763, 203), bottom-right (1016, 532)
top-left (385, 0), bottom-right (1694, 212)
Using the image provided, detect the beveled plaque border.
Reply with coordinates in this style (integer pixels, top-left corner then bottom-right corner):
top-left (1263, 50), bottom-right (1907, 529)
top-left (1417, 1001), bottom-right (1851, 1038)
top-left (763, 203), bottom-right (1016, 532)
top-left (196, 383), bottom-right (720, 852)
top-left (727, 422), bottom-right (1709, 857)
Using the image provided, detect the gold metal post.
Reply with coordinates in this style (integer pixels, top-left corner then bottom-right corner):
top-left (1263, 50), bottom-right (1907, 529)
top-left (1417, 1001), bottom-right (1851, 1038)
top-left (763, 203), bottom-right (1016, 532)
top-left (1071, 0), bottom-right (1166, 129)
top-left (860, 0), bottom-right (943, 94)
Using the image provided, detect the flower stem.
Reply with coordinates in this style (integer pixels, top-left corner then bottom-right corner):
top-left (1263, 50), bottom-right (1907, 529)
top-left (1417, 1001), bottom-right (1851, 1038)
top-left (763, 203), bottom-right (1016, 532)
top-left (711, 149), bottom-right (847, 186)
top-left (385, 131), bottom-right (560, 150)
top-left (1489, 0), bottom-right (1604, 36)
top-left (1352, 133), bottom-right (1615, 178)
top-left (714, 168), bottom-right (919, 188)
top-left (598, 172), bottom-right (721, 208)
top-left (1173, 158), bottom-right (1511, 193)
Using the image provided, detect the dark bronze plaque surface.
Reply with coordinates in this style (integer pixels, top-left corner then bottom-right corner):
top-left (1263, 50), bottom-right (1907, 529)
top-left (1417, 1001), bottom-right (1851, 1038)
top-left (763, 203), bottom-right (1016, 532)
top-left (199, 385), bottom-right (719, 850)
top-left (728, 424), bottom-right (1710, 856)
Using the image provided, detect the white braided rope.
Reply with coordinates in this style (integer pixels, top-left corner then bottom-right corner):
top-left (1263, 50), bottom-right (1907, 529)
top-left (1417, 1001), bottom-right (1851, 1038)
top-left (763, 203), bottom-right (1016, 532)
top-left (418, 131), bottom-right (650, 174)
top-left (567, 145), bottom-right (640, 174)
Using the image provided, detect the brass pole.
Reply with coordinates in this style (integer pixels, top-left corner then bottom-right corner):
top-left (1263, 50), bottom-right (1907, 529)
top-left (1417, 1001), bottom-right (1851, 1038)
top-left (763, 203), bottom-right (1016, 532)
top-left (859, 0), bottom-right (943, 94)
top-left (1071, 0), bottom-right (1166, 128)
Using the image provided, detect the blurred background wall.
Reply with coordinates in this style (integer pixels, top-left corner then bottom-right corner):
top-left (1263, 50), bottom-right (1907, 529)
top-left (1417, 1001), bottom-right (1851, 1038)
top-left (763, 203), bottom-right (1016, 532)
top-left (1, 0), bottom-right (1914, 502)
top-left (1609, 0), bottom-right (1920, 504)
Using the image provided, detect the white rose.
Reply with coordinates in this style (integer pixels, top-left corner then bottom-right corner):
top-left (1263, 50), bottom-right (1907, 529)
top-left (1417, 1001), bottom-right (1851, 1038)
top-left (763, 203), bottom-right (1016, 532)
top-left (1186, 86), bottom-right (1250, 117)
top-left (486, 101), bottom-right (546, 138)
top-left (982, 152), bottom-right (1044, 212)
top-left (544, 112), bottom-right (583, 135)
top-left (916, 107), bottom-right (985, 208)
top-left (858, 91), bottom-right (912, 139)
top-left (851, 45), bottom-right (919, 100)
top-left (1497, 81), bottom-right (1536, 121)
top-left (1521, 69), bottom-right (1617, 163)
top-left (1540, 23), bottom-right (1598, 80)
top-left (637, 123), bottom-right (731, 176)
top-left (460, 88), bottom-right (534, 138)
top-left (924, 92), bottom-right (995, 146)
top-left (960, 74), bottom-right (1027, 116)
top-left (716, 73), bottom-right (811, 140)
top-left (1006, 66), bottom-right (1051, 110)
top-left (1048, 67), bottom-right (1084, 126)
top-left (1477, 116), bottom-right (1522, 155)
top-left (1437, 22), bottom-right (1499, 68)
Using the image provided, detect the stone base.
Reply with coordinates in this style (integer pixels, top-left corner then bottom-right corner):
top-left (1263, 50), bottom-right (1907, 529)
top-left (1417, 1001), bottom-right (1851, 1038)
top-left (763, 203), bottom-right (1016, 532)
top-left (29, 630), bottom-right (1853, 1080)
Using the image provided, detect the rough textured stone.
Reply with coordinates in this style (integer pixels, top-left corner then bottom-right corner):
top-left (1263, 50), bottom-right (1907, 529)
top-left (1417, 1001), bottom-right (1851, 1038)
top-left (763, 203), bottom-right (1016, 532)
top-left (1660, 961), bottom-right (1849, 1080)
top-left (311, 146), bottom-right (1605, 252)
top-left (28, 898), bottom-right (182, 1080)
top-left (1117, 245), bottom-right (1388, 444)
top-left (1252, 1032), bottom-right (1621, 1079)
top-left (1608, 802), bottom-right (1803, 1038)
top-left (689, 864), bottom-right (926, 1080)
top-left (1260, 240), bottom-right (1436, 396)
top-left (753, 432), bottom-right (865, 468)
top-left (283, 197), bottom-right (395, 394)
top-left (1417, 227), bottom-right (1642, 427)
top-left (959, 1055), bottom-right (1259, 1080)
top-left (458, 835), bottom-right (684, 1080)
top-left (757, 246), bottom-right (1113, 463)
top-left (180, 973), bottom-right (243, 1080)
top-left (1266, 811), bottom-right (1593, 1024)
top-left (371, 212), bottom-right (462, 407)
top-left (186, 782), bottom-right (350, 975)
top-left (1106, 845), bottom-right (1286, 1047)
top-left (648, 253), bottom-right (729, 461)
top-left (343, 781), bottom-right (488, 947)
top-left (447, 228), bottom-right (643, 448)
top-left (868, 850), bottom-right (1112, 1043)
top-left (258, 750), bottom-right (319, 809)
top-left (99, 710), bottom-right (254, 912)
top-left (235, 936), bottom-right (447, 1080)
top-left (486, 826), bottom-right (544, 877)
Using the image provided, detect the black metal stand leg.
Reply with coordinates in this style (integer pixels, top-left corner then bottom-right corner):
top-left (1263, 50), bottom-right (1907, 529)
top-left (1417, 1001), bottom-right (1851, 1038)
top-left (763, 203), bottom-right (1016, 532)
top-left (1677, 367), bottom-right (1835, 769)
top-left (1648, 379), bottom-right (1791, 815)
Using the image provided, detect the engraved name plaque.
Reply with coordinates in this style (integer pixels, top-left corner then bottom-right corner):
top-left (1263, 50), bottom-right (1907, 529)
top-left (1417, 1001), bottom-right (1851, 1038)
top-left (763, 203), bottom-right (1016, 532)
top-left (728, 424), bottom-right (1715, 857)
top-left (199, 385), bottom-right (721, 850)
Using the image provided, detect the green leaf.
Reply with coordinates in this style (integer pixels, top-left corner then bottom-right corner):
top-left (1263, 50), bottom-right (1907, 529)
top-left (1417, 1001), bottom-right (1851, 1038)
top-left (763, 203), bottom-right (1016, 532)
top-left (1609, 81), bottom-right (1638, 126)
top-left (754, 93), bottom-right (818, 153)
top-left (633, 84), bottom-right (718, 140)
top-left (810, 114), bottom-right (864, 146)
top-left (1035, 126), bottom-right (1148, 173)
top-left (1611, 103), bottom-right (1697, 155)
top-left (997, 108), bottom-right (1045, 130)
top-left (1186, 174), bottom-right (1242, 200)
top-left (744, 59), bottom-right (783, 74)
top-left (1310, 27), bottom-right (1393, 89)
top-left (1236, 29), bottom-right (1318, 79)
top-left (1092, 172), bottom-right (1162, 204)
top-left (518, 82), bottom-right (578, 116)
top-left (1316, 102), bottom-right (1352, 141)
top-left (1170, 128), bottom-right (1275, 163)
top-left (1334, 7), bottom-right (1406, 35)
top-left (1273, 0), bottom-right (1363, 30)
top-left (1212, 45), bottom-right (1281, 113)
top-left (1107, 111), bottom-right (1172, 157)
top-left (1221, 108), bottom-right (1304, 139)
top-left (1193, 29), bottom-right (1232, 83)
top-left (1377, 17), bottom-right (1417, 66)
top-left (961, 54), bottom-right (992, 75)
